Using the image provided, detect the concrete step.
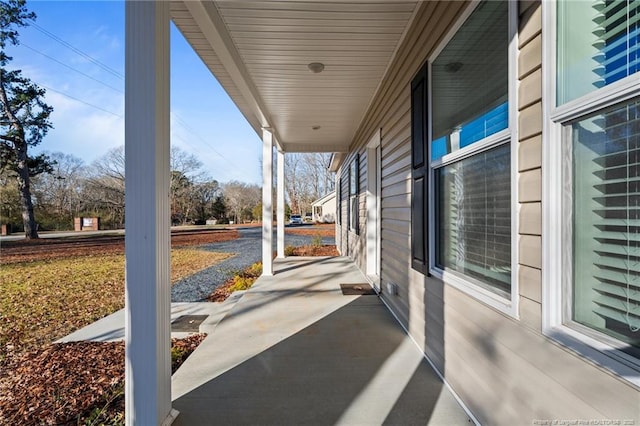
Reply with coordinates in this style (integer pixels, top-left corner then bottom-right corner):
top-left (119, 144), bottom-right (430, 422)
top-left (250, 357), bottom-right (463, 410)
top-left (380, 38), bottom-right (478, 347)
top-left (57, 294), bottom-right (247, 343)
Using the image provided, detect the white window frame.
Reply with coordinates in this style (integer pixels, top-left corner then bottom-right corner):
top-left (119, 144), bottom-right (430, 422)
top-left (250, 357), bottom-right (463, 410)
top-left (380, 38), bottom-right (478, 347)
top-left (542, 0), bottom-right (640, 386)
top-left (427, 0), bottom-right (519, 318)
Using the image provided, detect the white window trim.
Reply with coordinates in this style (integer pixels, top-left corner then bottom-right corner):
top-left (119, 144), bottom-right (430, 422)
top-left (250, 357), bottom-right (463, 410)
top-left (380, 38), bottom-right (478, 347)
top-left (427, 0), bottom-right (519, 318)
top-left (366, 129), bottom-right (382, 283)
top-left (542, 0), bottom-right (640, 387)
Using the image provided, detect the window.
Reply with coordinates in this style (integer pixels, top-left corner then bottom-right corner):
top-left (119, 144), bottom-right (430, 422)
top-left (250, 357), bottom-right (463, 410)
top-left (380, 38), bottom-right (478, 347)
top-left (422, 0), bottom-right (515, 309)
top-left (571, 102), bottom-right (639, 358)
top-left (349, 155), bottom-right (359, 233)
top-left (435, 144), bottom-right (511, 298)
top-left (431, 0), bottom-right (509, 161)
top-left (557, 0), bottom-right (639, 105)
top-left (545, 0), bottom-right (640, 378)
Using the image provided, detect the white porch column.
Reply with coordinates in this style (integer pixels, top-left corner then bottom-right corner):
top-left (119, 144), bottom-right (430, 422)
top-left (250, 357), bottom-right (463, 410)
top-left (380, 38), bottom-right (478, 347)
top-left (124, 2), bottom-right (174, 425)
top-left (262, 129), bottom-right (274, 275)
top-left (276, 149), bottom-right (285, 258)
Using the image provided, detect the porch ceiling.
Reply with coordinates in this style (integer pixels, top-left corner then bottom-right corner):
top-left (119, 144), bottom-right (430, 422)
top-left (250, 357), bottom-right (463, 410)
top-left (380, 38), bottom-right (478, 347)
top-left (170, 1), bottom-right (419, 153)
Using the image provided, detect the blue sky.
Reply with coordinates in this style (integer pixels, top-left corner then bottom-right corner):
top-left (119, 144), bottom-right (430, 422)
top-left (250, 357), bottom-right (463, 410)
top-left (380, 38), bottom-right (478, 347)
top-left (5, 1), bottom-right (263, 184)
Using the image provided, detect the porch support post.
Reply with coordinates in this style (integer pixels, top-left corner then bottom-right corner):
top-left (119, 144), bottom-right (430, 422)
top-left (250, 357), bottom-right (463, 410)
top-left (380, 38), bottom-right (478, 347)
top-left (276, 149), bottom-right (285, 258)
top-left (124, 2), bottom-right (174, 425)
top-left (262, 128), bottom-right (274, 275)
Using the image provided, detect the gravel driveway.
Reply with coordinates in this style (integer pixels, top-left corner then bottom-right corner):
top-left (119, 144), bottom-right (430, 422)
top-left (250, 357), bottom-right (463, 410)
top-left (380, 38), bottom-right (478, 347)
top-left (171, 226), bottom-right (335, 302)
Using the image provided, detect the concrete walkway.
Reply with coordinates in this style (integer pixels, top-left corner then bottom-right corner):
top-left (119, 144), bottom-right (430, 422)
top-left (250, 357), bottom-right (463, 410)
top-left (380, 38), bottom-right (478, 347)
top-left (171, 256), bottom-right (473, 425)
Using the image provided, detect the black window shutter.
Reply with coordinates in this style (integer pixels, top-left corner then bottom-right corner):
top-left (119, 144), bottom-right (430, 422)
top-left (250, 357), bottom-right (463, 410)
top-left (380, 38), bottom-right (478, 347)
top-left (338, 175), bottom-right (343, 225)
top-left (355, 153), bottom-right (360, 235)
top-left (411, 64), bottom-right (429, 275)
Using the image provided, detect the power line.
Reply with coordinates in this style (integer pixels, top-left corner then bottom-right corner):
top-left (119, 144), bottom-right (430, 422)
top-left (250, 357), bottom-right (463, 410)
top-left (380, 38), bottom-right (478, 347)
top-left (30, 22), bottom-right (124, 80)
top-left (171, 133), bottom-right (235, 175)
top-left (39, 83), bottom-right (122, 117)
top-left (171, 112), bottom-right (226, 159)
top-left (25, 21), bottom-right (251, 179)
top-left (22, 43), bottom-right (123, 94)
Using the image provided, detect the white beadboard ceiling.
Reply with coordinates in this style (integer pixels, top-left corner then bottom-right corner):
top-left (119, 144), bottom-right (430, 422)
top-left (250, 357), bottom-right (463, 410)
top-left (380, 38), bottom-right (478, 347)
top-left (170, 1), bottom-right (419, 153)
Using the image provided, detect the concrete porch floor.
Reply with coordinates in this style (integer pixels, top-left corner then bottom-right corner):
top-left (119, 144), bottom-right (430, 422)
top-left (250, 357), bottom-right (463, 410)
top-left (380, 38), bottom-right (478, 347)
top-left (171, 256), bottom-right (474, 425)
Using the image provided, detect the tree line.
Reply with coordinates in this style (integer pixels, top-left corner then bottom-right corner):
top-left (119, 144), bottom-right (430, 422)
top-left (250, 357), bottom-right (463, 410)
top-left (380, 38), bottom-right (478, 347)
top-left (1, 146), bottom-right (257, 230)
top-left (0, 147), bottom-right (335, 232)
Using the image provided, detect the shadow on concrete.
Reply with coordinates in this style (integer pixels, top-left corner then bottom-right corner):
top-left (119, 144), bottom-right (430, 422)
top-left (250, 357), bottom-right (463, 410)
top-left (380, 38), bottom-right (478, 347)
top-left (172, 295), bottom-right (468, 425)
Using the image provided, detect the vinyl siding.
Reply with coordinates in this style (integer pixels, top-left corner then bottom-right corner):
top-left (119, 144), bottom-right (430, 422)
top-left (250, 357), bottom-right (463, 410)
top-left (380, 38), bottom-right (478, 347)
top-left (335, 0), bottom-right (640, 423)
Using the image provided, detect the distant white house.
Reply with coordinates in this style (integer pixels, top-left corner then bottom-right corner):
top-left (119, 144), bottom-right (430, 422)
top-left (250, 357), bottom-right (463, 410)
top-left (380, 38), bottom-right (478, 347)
top-left (311, 192), bottom-right (336, 223)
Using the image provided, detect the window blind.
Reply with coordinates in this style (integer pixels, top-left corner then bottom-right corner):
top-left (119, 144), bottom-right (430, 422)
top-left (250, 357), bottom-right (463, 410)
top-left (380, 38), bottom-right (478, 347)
top-left (596, 0), bottom-right (639, 87)
top-left (557, 0), bottom-right (639, 104)
top-left (436, 143), bottom-right (511, 296)
top-left (573, 99), bottom-right (640, 351)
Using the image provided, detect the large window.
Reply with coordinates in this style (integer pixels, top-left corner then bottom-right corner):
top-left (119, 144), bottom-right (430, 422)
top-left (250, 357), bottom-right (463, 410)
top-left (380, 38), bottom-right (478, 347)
top-left (546, 0), bottom-right (640, 376)
top-left (425, 0), bottom-right (514, 305)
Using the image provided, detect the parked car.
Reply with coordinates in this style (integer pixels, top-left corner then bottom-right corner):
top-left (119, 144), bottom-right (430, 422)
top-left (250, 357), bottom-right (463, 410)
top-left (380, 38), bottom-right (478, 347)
top-left (289, 214), bottom-right (303, 225)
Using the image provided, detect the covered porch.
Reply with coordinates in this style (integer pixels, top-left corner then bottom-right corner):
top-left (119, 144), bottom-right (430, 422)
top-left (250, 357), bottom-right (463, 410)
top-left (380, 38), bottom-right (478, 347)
top-left (170, 256), bottom-right (472, 425)
top-left (123, 1), bottom-right (432, 423)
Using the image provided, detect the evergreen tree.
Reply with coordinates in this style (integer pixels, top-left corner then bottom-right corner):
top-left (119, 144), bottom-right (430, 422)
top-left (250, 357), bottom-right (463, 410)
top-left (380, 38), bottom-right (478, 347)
top-left (0, 0), bottom-right (53, 238)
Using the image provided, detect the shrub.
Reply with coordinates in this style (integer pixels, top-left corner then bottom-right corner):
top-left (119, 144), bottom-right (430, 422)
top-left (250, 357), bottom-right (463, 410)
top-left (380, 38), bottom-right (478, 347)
top-left (246, 261), bottom-right (263, 277)
top-left (284, 245), bottom-right (295, 256)
top-left (229, 261), bottom-right (262, 292)
top-left (311, 233), bottom-right (323, 248)
top-left (230, 276), bottom-right (253, 292)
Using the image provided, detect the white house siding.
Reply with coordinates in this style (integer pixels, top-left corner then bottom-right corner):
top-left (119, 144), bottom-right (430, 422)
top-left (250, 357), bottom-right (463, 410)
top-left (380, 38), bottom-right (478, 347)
top-left (312, 193), bottom-right (336, 223)
top-left (335, 0), bottom-right (640, 424)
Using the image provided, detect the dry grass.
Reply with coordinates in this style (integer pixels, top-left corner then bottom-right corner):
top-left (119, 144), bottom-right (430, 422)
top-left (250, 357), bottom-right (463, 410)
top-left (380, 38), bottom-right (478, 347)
top-left (172, 248), bottom-right (231, 282)
top-left (0, 249), bottom-right (230, 362)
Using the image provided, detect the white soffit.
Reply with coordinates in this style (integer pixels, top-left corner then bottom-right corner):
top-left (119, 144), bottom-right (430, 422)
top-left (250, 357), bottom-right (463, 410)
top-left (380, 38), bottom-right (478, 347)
top-left (171, 1), bottom-right (419, 153)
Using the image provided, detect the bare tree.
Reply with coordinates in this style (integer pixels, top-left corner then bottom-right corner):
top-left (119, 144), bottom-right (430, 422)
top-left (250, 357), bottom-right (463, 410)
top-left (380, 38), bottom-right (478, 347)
top-left (284, 153), bottom-right (334, 215)
top-left (84, 146), bottom-right (126, 228)
top-left (192, 180), bottom-right (221, 222)
top-left (169, 146), bottom-right (205, 224)
top-left (222, 180), bottom-right (261, 224)
top-left (31, 152), bottom-right (85, 229)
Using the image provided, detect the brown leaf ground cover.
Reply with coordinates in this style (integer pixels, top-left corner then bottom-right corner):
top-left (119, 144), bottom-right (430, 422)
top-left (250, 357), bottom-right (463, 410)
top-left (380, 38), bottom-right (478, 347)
top-left (0, 229), bottom-right (239, 264)
top-left (284, 223), bottom-right (334, 237)
top-left (0, 334), bottom-right (206, 425)
top-left (289, 245), bottom-right (339, 256)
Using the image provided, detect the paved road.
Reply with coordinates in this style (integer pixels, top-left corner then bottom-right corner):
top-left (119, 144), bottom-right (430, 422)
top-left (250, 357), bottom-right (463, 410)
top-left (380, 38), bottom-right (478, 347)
top-left (171, 227), bottom-right (335, 302)
top-left (0, 229), bottom-right (125, 242)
